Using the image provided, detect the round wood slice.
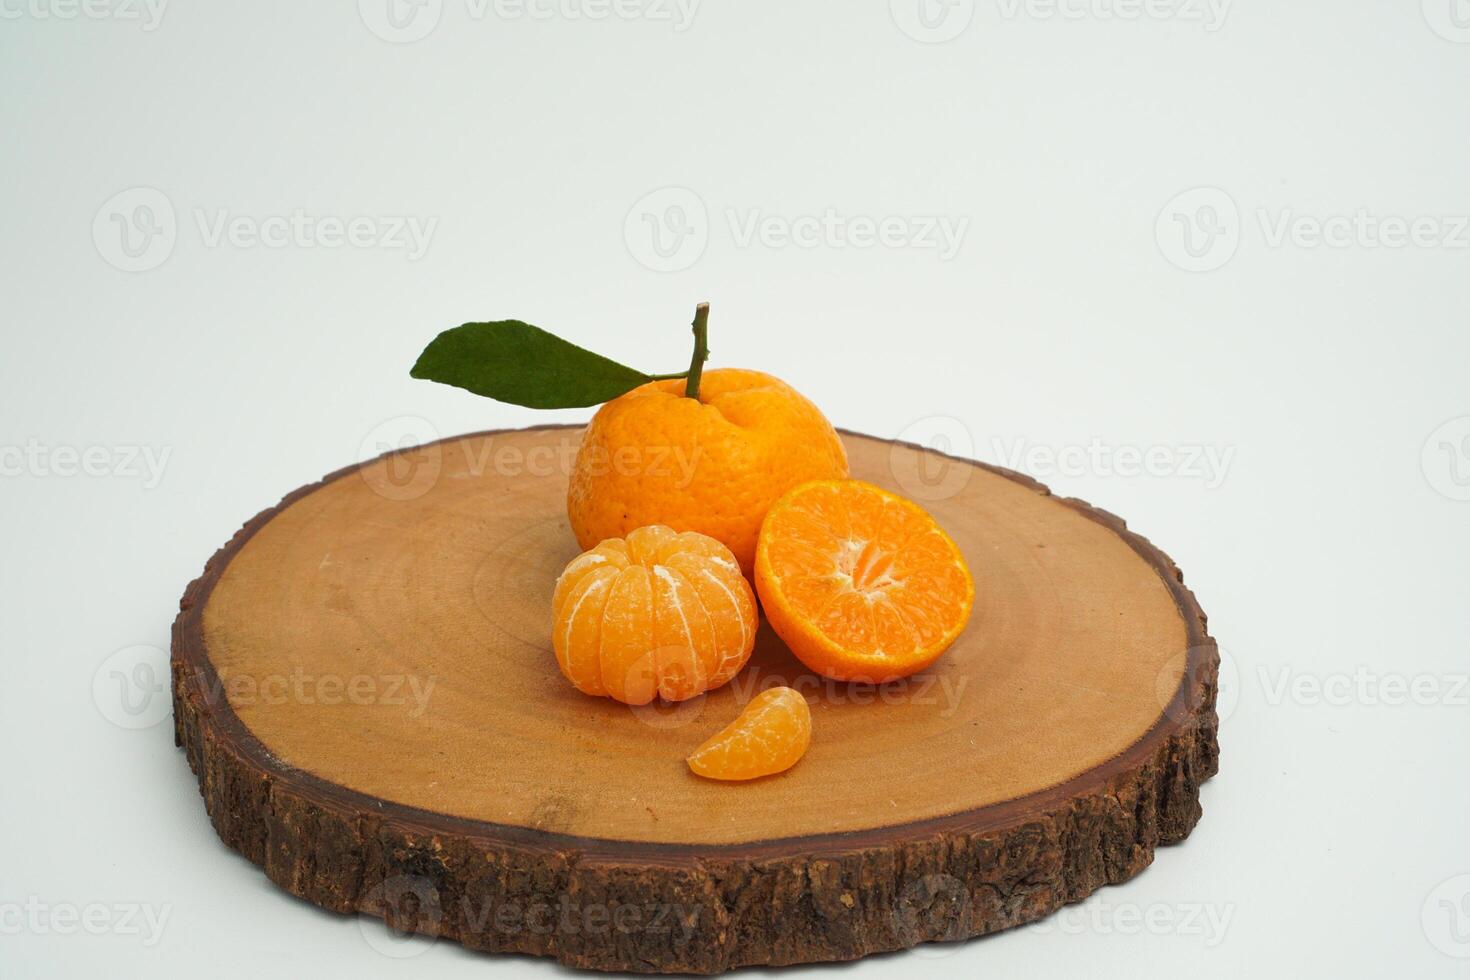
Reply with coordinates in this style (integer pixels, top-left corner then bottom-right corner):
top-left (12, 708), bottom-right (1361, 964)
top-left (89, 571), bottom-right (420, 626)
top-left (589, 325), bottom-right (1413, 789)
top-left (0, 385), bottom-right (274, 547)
top-left (171, 426), bottom-right (1219, 973)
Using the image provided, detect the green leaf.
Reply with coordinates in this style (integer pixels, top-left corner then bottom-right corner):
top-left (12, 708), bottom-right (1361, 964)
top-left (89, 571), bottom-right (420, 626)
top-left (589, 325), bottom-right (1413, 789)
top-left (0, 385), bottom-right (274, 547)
top-left (410, 321), bottom-right (656, 409)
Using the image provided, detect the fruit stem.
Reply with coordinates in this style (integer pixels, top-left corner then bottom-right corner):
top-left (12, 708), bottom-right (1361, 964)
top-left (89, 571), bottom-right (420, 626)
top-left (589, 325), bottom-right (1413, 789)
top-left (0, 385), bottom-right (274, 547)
top-left (685, 303), bottom-right (710, 400)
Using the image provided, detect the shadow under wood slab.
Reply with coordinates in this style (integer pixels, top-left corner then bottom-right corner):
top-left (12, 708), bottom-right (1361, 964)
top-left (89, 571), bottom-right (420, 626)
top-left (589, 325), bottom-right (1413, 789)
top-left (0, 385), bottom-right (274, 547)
top-left (171, 426), bottom-right (1220, 973)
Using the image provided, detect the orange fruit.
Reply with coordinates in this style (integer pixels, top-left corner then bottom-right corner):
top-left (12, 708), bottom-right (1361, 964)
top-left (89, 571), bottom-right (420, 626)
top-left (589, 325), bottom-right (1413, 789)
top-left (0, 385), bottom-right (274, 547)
top-left (755, 479), bottom-right (974, 683)
top-left (567, 369), bottom-right (848, 576)
top-left (551, 525), bottom-right (757, 705)
top-left (687, 686), bottom-right (812, 781)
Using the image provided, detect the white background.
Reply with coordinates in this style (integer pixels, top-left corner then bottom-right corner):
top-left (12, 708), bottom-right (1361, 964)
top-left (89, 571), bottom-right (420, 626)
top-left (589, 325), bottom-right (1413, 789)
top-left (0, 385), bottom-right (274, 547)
top-left (3, 1), bottom-right (1469, 976)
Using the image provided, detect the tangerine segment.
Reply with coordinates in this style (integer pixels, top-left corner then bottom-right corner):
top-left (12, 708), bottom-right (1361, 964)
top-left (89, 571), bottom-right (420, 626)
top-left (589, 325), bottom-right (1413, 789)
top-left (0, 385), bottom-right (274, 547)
top-left (687, 687), bottom-right (812, 781)
top-left (755, 480), bottom-right (975, 683)
top-left (551, 525), bottom-right (757, 705)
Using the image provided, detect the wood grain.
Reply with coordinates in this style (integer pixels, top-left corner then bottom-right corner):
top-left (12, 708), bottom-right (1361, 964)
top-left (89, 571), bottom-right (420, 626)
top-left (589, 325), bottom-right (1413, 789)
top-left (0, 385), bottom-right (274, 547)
top-left (172, 426), bottom-right (1219, 973)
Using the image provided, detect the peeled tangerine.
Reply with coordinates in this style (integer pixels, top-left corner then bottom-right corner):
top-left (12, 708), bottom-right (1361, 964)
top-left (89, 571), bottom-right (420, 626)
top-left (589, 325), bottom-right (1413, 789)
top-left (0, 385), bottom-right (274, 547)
top-left (551, 525), bottom-right (757, 705)
top-left (687, 686), bottom-right (812, 781)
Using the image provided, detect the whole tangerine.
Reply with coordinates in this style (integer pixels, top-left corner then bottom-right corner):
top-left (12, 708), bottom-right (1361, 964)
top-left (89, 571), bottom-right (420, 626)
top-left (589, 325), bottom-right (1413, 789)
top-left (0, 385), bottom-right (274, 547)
top-left (567, 368), bottom-right (849, 575)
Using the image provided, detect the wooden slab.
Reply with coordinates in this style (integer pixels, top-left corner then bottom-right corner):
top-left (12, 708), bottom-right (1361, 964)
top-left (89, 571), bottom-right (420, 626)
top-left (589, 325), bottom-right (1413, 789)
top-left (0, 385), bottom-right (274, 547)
top-left (171, 426), bottom-right (1219, 973)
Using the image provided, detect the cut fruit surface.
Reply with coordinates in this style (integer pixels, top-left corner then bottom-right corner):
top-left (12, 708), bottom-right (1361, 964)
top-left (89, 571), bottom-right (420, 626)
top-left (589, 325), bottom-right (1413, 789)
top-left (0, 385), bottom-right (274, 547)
top-left (755, 479), bottom-right (975, 683)
top-left (687, 686), bottom-right (812, 781)
top-left (552, 525), bottom-right (757, 705)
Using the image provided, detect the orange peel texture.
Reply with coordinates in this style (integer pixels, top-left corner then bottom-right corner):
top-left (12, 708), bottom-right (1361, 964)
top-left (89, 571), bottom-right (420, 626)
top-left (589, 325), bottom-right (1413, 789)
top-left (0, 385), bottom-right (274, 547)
top-left (568, 369), bottom-right (849, 576)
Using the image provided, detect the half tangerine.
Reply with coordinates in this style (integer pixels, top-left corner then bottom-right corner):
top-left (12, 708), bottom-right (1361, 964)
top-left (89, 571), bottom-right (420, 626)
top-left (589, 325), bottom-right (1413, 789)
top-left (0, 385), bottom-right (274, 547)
top-left (754, 479), bottom-right (974, 683)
